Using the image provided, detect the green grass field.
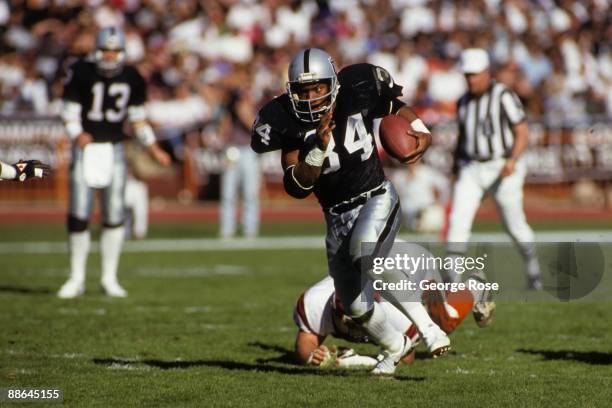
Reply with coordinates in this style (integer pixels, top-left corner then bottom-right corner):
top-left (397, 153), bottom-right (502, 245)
top-left (1, 222), bottom-right (612, 406)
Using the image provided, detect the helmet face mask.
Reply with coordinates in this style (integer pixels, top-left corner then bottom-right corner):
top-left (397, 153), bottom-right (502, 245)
top-left (287, 79), bottom-right (335, 123)
top-left (94, 27), bottom-right (126, 77)
top-left (286, 48), bottom-right (340, 124)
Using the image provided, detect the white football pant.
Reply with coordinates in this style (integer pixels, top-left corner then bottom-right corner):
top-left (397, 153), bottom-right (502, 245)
top-left (447, 158), bottom-right (539, 281)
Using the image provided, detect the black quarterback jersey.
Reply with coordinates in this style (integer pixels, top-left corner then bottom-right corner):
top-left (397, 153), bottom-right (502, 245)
top-left (63, 59), bottom-right (146, 143)
top-left (251, 63), bottom-right (405, 208)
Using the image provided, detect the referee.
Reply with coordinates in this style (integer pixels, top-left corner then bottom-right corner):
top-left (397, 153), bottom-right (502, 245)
top-left (446, 48), bottom-right (542, 297)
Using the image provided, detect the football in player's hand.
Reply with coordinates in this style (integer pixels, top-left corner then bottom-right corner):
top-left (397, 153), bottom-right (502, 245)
top-left (379, 115), bottom-right (418, 163)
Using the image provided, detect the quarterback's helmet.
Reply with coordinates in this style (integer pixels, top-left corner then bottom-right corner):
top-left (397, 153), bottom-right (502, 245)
top-left (286, 48), bottom-right (340, 123)
top-left (94, 27), bottom-right (126, 76)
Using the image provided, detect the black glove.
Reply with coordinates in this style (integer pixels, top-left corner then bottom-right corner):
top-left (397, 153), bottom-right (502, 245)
top-left (13, 160), bottom-right (52, 182)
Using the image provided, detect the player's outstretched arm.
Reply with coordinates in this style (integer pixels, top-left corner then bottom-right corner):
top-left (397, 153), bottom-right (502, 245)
top-left (0, 159), bottom-right (52, 181)
top-left (295, 330), bottom-right (329, 365)
top-left (396, 106), bottom-right (432, 164)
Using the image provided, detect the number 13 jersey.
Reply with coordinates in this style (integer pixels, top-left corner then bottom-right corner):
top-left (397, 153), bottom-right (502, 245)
top-left (63, 59), bottom-right (147, 143)
top-left (251, 63), bottom-right (405, 208)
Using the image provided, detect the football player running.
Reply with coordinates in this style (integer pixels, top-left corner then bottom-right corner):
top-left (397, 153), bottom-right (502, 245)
top-left (0, 159), bottom-right (51, 181)
top-left (57, 27), bottom-right (170, 299)
top-left (293, 275), bottom-right (476, 368)
top-left (251, 48), bottom-right (449, 375)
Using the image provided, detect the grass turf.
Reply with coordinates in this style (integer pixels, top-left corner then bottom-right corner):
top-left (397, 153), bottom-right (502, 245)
top-left (1, 223), bottom-right (611, 406)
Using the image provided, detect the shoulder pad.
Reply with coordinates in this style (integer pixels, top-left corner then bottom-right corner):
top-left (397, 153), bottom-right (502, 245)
top-left (251, 94), bottom-right (310, 153)
top-left (123, 64), bottom-right (143, 80)
top-left (338, 63), bottom-right (375, 92)
top-left (64, 59), bottom-right (92, 86)
top-left (67, 59), bottom-right (91, 74)
top-left (338, 63), bottom-right (402, 97)
top-left (372, 65), bottom-right (403, 98)
top-left (337, 63), bottom-right (403, 112)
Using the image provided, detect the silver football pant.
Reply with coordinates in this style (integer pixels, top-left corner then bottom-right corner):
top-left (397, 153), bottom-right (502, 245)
top-left (69, 142), bottom-right (127, 227)
top-left (324, 180), bottom-right (402, 318)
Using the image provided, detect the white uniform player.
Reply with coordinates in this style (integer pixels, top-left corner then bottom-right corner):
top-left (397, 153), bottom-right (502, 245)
top-left (447, 49), bottom-right (542, 296)
top-left (293, 276), bottom-right (475, 368)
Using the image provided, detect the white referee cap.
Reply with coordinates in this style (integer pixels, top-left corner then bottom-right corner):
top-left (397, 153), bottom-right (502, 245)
top-left (460, 48), bottom-right (490, 74)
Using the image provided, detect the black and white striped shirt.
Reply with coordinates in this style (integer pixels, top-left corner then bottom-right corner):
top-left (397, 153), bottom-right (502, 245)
top-left (455, 81), bottom-right (526, 162)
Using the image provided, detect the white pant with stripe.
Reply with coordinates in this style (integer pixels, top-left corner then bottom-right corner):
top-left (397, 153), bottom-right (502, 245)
top-left (448, 158), bottom-right (534, 244)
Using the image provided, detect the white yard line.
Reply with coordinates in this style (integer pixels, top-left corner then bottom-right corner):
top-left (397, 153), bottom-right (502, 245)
top-left (0, 231), bottom-right (611, 254)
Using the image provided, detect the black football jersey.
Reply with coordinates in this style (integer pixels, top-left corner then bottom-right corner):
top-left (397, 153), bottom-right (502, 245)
top-left (251, 63), bottom-right (405, 208)
top-left (63, 59), bottom-right (147, 143)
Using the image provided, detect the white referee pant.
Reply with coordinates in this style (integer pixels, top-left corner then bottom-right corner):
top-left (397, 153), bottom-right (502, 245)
top-left (447, 158), bottom-right (535, 244)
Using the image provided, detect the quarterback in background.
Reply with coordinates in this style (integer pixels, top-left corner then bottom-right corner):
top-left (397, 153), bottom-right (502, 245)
top-left (251, 48), bottom-right (450, 375)
top-left (57, 27), bottom-right (170, 299)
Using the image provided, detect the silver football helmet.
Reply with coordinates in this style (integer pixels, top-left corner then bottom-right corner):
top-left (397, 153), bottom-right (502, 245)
top-left (286, 48), bottom-right (340, 123)
top-left (94, 27), bottom-right (126, 76)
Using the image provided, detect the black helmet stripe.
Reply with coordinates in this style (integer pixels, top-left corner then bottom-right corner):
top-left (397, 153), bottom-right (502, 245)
top-left (303, 48), bottom-right (311, 73)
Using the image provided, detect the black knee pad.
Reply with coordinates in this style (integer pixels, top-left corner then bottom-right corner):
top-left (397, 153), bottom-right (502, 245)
top-left (67, 215), bottom-right (88, 232)
top-left (102, 221), bottom-right (124, 229)
top-left (351, 307), bottom-right (375, 325)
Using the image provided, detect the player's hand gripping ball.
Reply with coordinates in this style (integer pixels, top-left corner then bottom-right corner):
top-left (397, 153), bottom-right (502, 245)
top-left (379, 115), bottom-right (418, 163)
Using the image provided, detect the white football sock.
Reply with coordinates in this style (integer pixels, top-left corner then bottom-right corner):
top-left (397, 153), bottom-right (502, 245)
top-left (100, 226), bottom-right (124, 284)
top-left (466, 276), bottom-right (485, 303)
top-left (466, 270), bottom-right (489, 302)
top-left (525, 254), bottom-right (541, 279)
top-left (361, 303), bottom-right (404, 354)
top-left (518, 242), bottom-right (541, 278)
top-left (69, 230), bottom-right (90, 284)
top-left (444, 253), bottom-right (464, 283)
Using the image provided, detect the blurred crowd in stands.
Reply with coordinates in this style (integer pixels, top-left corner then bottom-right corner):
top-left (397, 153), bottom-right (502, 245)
top-left (0, 0), bottom-right (610, 145)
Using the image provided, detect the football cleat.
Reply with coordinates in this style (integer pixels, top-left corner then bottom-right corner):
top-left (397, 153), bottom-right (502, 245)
top-left (57, 279), bottom-right (85, 299)
top-left (371, 335), bottom-right (414, 375)
top-left (421, 324), bottom-right (451, 358)
top-left (469, 270), bottom-right (496, 327)
top-left (473, 300), bottom-right (496, 327)
top-left (101, 280), bottom-right (128, 298)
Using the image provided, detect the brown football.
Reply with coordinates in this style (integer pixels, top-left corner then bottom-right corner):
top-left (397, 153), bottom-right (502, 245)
top-left (379, 115), bottom-right (418, 162)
